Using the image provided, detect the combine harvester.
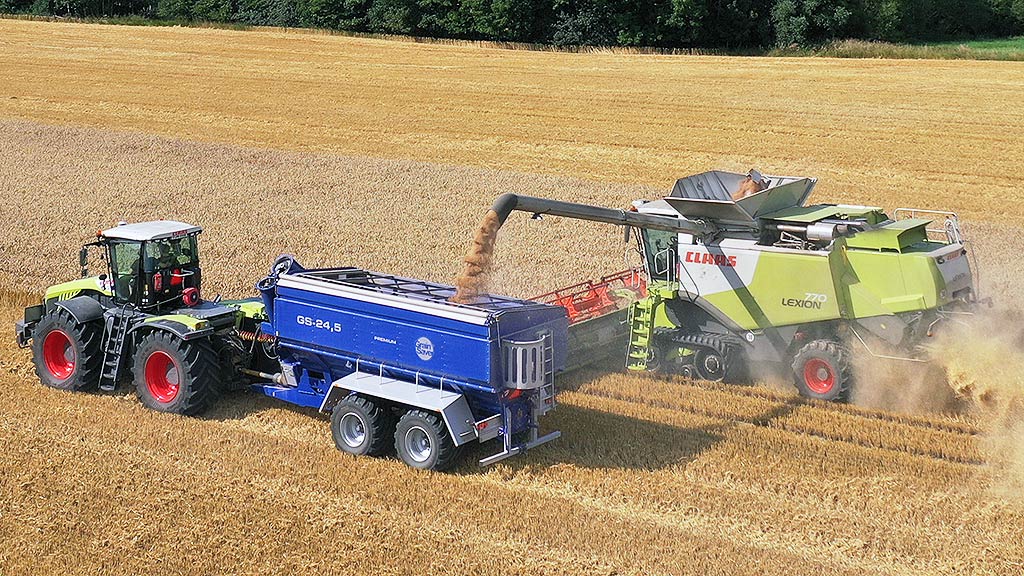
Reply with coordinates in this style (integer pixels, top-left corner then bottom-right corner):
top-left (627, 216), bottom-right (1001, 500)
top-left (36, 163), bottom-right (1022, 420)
top-left (520, 170), bottom-right (980, 401)
top-left (13, 170), bottom-right (979, 470)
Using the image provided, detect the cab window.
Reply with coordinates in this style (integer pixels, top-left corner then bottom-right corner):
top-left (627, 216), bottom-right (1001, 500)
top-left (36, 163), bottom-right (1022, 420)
top-left (109, 241), bottom-right (142, 301)
top-left (642, 229), bottom-right (677, 281)
top-left (144, 236), bottom-right (198, 272)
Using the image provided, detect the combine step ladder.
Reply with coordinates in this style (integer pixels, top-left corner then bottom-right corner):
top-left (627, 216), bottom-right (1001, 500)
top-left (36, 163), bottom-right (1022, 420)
top-left (626, 294), bottom-right (661, 371)
top-left (98, 308), bottom-right (133, 391)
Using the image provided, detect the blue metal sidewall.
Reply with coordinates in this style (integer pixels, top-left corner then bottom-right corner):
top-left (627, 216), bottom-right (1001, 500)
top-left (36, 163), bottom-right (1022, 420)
top-left (275, 286), bottom-right (493, 384)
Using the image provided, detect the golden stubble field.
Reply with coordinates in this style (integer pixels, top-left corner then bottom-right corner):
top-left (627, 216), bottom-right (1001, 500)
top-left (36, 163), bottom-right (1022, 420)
top-left (2, 19), bottom-right (1024, 576)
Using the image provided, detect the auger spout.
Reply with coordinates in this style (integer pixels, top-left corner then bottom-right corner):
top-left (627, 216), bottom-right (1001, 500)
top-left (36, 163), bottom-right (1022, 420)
top-left (489, 193), bottom-right (714, 236)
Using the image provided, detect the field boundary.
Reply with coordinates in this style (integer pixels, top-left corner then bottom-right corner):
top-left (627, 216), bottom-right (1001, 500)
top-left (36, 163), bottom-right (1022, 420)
top-left (4, 13), bottom-right (1024, 61)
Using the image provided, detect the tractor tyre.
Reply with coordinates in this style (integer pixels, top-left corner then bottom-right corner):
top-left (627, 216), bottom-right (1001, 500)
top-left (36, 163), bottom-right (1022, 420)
top-left (31, 308), bottom-right (103, 392)
top-left (133, 331), bottom-right (219, 415)
top-left (331, 395), bottom-right (396, 457)
top-left (791, 339), bottom-right (852, 402)
top-left (394, 409), bottom-right (460, 471)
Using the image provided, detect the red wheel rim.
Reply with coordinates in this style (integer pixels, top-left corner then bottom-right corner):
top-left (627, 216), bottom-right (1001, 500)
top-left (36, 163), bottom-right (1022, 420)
top-left (803, 358), bottom-right (835, 394)
top-left (42, 329), bottom-right (75, 380)
top-left (145, 350), bottom-right (181, 403)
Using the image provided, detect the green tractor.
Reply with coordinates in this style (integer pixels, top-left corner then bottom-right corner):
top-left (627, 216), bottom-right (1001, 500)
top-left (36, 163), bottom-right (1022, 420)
top-left (15, 221), bottom-right (260, 414)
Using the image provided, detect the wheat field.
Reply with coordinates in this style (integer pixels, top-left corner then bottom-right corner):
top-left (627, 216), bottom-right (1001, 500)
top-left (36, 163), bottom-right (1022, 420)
top-left (2, 19), bottom-right (1024, 576)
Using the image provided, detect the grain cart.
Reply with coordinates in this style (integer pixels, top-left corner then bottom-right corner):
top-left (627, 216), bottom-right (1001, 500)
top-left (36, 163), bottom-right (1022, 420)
top-left (494, 170), bottom-right (979, 401)
top-left (16, 225), bottom-right (566, 470)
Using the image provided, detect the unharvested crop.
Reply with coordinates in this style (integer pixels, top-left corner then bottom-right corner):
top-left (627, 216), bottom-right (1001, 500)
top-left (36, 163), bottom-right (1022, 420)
top-left (1, 20), bottom-right (1024, 576)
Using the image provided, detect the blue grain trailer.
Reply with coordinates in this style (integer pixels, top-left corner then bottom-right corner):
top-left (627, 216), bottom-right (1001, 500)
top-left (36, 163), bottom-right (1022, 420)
top-left (252, 259), bottom-right (567, 470)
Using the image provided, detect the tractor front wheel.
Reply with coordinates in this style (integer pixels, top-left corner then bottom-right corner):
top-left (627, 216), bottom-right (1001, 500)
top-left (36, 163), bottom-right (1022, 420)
top-left (133, 331), bottom-right (219, 415)
top-left (792, 339), bottom-right (852, 402)
top-left (394, 410), bottom-right (459, 471)
top-left (31, 308), bottom-right (103, 391)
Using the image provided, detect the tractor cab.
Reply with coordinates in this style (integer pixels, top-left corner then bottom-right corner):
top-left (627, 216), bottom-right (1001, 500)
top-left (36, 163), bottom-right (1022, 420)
top-left (94, 221), bottom-right (204, 311)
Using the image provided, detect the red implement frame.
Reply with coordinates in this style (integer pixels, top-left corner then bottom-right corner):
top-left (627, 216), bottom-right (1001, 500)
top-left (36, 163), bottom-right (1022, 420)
top-left (531, 269), bottom-right (647, 325)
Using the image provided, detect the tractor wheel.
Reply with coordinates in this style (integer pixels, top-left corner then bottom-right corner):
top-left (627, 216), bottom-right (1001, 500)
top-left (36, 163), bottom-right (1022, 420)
top-left (31, 308), bottom-right (103, 392)
top-left (132, 331), bottom-right (219, 415)
top-left (792, 339), bottom-right (852, 402)
top-left (394, 409), bottom-right (459, 471)
top-left (331, 395), bottom-right (396, 457)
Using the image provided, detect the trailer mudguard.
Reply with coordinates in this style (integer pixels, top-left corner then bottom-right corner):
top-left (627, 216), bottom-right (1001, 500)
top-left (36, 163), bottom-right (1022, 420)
top-left (53, 296), bottom-right (105, 325)
top-left (321, 371), bottom-right (480, 447)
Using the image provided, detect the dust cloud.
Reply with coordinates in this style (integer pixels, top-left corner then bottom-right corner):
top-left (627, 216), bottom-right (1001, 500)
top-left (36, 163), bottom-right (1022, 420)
top-left (853, 309), bottom-right (1024, 495)
top-left (451, 210), bottom-right (501, 304)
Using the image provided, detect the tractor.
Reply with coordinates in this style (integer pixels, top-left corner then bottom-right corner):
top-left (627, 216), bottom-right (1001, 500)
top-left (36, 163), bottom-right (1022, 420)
top-left (15, 221), bottom-right (255, 414)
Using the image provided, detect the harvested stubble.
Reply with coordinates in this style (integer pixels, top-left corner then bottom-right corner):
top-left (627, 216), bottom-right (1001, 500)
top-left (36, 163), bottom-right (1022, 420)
top-left (2, 19), bottom-right (1024, 575)
top-left (2, 121), bottom-right (1024, 576)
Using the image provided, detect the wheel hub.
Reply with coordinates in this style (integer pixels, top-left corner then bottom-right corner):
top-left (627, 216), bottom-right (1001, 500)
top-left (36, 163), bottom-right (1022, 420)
top-left (803, 358), bottom-right (835, 394)
top-left (405, 426), bottom-right (432, 463)
top-left (42, 330), bottom-right (75, 380)
top-left (145, 350), bottom-right (181, 403)
top-left (340, 413), bottom-right (367, 448)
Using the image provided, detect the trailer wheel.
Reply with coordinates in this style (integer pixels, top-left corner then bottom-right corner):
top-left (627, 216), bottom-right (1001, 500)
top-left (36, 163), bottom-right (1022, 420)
top-left (31, 308), bottom-right (103, 392)
top-left (133, 331), bottom-right (219, 415)
top-left (331, 395), bottom-right (396, 457)
top-left (792, 339), bottom-right (852, 402)
top-left (394, 410), bottom-right (459, 471)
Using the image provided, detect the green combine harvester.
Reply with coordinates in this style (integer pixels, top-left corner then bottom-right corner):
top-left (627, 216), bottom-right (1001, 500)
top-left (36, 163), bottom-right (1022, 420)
top-left (497, 170), bottom-right (980, 401)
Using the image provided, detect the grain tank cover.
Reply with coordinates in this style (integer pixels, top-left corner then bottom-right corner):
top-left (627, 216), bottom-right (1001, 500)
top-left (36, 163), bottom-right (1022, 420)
top-left (664, 170), bottom-right (817, 225)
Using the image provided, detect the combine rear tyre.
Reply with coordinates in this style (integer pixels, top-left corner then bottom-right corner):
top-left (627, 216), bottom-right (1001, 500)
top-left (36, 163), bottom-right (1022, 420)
top-left (394, 410), bottom-right (459, 471)
top-left (331, 395), bottom-right (396, 457)
top-left (31, 308), bottom-right (103, 391)
top-left (792, 339), bottom-right (852, 402)
top-left (133, 331), bottom-right (219, 415)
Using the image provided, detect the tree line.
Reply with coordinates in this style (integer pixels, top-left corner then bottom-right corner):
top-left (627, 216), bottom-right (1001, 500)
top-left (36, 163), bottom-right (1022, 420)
top-left (4, 0), bottom-right (1024, 48)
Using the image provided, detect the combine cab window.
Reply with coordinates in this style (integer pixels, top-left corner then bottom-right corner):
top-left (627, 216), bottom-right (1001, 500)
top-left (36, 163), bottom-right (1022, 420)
top-left (641, 229), bottom-right (677, 282)
top-left (144, 236), bottom-right (199, 272)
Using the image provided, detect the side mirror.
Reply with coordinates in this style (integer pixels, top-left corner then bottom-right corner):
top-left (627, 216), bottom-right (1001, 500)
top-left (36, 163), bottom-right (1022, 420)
top-left (79, 247), bottom-right (88, 277)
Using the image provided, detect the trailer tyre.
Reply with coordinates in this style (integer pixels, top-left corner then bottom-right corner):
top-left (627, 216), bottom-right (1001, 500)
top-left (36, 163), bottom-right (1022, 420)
top-left (394, 410), bottom-right (459, 471)
top-left (133, 331), bottom-right (219, 415)
top-left (331, 395), bottom-right (396, 457)
top-left (792, 339), bottom-right (852, 402)
top-left (32, 308), bottom-right (103, 392)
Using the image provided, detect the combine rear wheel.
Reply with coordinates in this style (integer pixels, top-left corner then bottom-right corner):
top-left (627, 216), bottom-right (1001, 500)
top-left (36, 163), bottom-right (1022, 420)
top-left (31, 308), bottom-right (103, 391)
top-left (792, 339), bottom-right (852, 402)
top-left (133, 331), bottom-right (219, 415)
top-left (331, 395), bottom-right (396, 457)
top-left (394, 410), bottom-right (459, 471)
